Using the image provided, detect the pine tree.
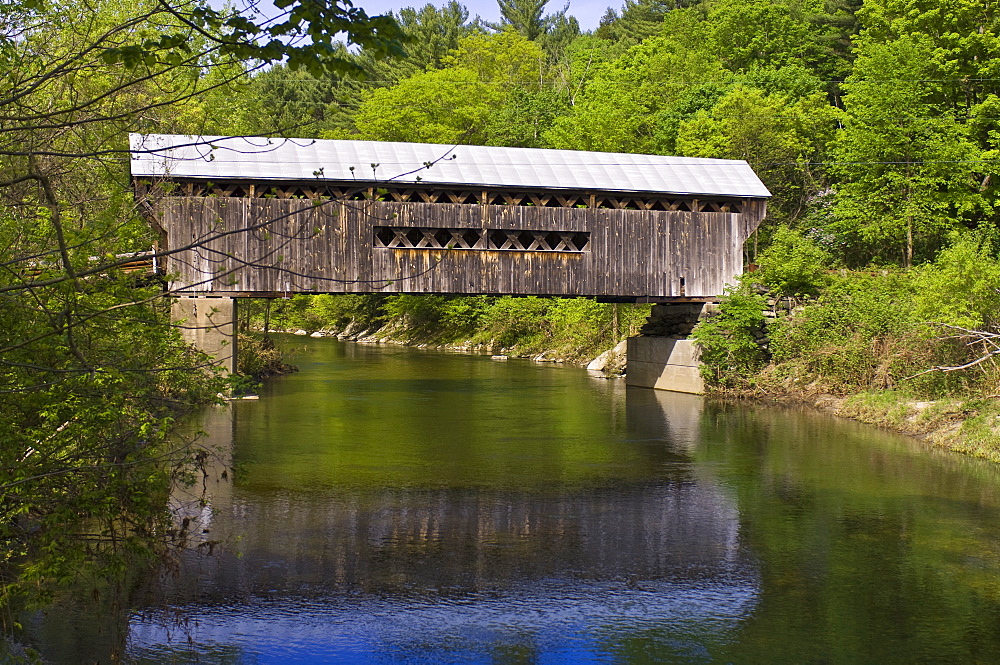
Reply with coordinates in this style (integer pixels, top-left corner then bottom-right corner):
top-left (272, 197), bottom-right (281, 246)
top-left (496, 0), bottom-right (549, 40)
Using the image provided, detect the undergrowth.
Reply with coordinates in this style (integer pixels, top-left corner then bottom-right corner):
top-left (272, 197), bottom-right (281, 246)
top-left (242, 294), bottom-right (651, 363)
top-left (694, 230), bottom-right (1000, 459)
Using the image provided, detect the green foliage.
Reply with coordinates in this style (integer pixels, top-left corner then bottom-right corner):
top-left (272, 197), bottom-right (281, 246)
top-left (309, 294), bottom-right (388, 331)
top-left (351, 66), bottom-right (498, 144)
top-left (237, 63), bottom-right (363, 138)
top-left (546, 26), bottom-right (728, 154)
top-left (706, 0), bottom-right (820, 72)
top-left (350, 31), bottom-right (558, 146)
top-left (270, 294), bottom-right (649, 362)
top-left (0, 0), bottom-right (409, 620)
top-left (237, 332), bottom-right (293, 381)
top-left (102, 0), bottom-right (407, 78)
top-left (594, 0), bottom-right (679, 43)
top-left (383, 294), bottom-right (490, 341)
top-left (832, 35), bottom-right (986, 266)
top-left (395, 1), bottom-right (485, 72)
top-left (753, 226), bottom-right (832, 297)
top-left (676, 86), bottom-right (841, 223)
top-left (0, 282), bottom-right (225, 612)
top-left (495, 0), bottom-right (549, 40)
top-left (692, 286), bottom-right (770, 388)
top-left (911, 233), bottom-right (1000, 331)
top-left (766, 272), bottom-right (940, 393)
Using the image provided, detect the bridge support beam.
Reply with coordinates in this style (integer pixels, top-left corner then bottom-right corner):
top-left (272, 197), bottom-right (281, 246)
top-left (625, 303), bottom-right (712, 394)
top-left (171, 296), bottom-right (238, 375)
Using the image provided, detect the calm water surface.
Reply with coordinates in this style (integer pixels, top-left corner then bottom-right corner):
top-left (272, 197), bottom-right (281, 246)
top-left (29, 337), bottom-right (1000, 663)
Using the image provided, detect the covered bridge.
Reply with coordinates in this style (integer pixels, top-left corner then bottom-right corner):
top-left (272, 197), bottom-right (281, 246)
top-left (130, 134), bottom-right (770, 301)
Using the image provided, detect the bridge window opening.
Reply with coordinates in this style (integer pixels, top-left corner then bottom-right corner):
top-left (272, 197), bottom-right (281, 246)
top-left (375, 226), bottom-right (589, 252)
top-left (489, 229), bottom-right (512, 249)
top-left (462, 229), bottom-right (482, 247)
top-left (374, 227), bottom-right (395, 246)
top-left (404, 228), bottom-right (423, 246)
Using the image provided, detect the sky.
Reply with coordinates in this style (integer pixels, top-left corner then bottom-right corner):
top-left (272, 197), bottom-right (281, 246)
top-left (353, 0), bottom-right (613, 32)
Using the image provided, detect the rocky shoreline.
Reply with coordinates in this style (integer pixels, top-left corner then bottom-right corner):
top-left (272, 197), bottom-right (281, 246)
top-left (275, 324), bottom-right (630, 375)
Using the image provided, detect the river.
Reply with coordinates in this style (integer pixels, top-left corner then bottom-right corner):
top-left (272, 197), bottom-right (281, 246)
top-left (24, 336), bottom-right (1000, 663)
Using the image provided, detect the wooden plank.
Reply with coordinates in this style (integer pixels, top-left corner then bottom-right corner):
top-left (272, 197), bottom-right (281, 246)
top-left (155, 192), bottom-right (765, 299)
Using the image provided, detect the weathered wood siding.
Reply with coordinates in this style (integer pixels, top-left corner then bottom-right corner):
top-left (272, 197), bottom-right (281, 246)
top-left (153, 197), bottom-right (766, 299)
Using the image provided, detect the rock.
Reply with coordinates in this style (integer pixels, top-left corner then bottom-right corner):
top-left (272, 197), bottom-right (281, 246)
top-left (587, 350), bottom-right (612, 372)
top-left (309, 331), bottom-right (324, 337)
top-left (587, 339), bottom-right (628, 374)
top-left (293, 329), bottom-right (308, 335)
top-left (491, 355), bottom-right (508, 361)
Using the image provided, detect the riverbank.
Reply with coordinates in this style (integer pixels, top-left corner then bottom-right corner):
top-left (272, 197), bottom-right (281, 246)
top-left (250, 294), bottom-right (648, 370)
top-left (687, 230), bottom-right (1000, 462)
top-left (278, 324), bottom-right (630, 374)
top-left (727, 390), bottom-right (1000, 461)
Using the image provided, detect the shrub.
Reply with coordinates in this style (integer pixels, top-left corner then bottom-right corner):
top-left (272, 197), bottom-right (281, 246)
top-left (911, 233), bottom-right (1000, 331)
top-left (473, 296), bottom-right (553, 350)
top-left (692, 285), bottom-right (769, 388)
top-left (308, 294), bottom-right (387, 331)
top-left (237, 332), bottom-right (295, 380)
top-left (754, 226), bottom-right (832, 297)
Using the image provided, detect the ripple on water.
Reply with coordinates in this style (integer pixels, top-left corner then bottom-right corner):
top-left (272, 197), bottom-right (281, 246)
top-left (127, 576), bottom-right (757, 664)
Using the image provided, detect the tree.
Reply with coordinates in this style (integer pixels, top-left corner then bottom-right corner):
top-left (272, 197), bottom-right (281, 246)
top-left (349, 31), bottom-right (566, 147)
top-left (831, 36), bottom-right (985, 266)
top-left (0, 0), bottom-right (406, 627)
top-left (356, 1), bottom-right (486, 89)
top-left (676, 86), bottom-right (841, 223)
top-left (350, 66), bottom-right (501, 143)
top-left (545, 23), bottom-right (727, 154)
top-left (495, 0), bottom-right (550, 41)
top-left (856, 0), bottom-right (1000, 110)
top-left (398, 1), bottom-right (487, 71)
top-left (594, 0), bottom-right (683, 43)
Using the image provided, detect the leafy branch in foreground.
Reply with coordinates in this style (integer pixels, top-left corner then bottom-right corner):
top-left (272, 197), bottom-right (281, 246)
top-left (0, 0), bottom-right (408, 633)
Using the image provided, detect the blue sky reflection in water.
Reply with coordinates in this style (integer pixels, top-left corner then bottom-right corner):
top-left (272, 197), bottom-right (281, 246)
top-left (129, 579), bottom-right (755, 663)
top-left (33, 336), bottom-right (1000, 663)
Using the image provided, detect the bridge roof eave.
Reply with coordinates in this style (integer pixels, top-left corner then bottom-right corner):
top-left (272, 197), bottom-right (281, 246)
top-left (133, 175), bottom-right (771, 202)
top-left (130, 134), bottom-right (772, 200)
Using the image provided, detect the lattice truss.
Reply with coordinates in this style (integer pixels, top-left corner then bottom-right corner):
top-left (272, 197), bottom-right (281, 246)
top-left (139, 180), bottom-right (744, 213)
top-left (374, 227), bottom-right (591, 252)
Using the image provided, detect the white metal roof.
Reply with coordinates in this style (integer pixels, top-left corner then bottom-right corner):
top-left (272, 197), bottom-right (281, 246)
top-left (129, 133), bottom-right (771, 198)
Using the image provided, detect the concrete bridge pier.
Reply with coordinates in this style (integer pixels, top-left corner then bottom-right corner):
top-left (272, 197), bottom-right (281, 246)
top-left (171, 296), bottom-right (238, 375)
top-left (625, 303), bottom-right (712, 394)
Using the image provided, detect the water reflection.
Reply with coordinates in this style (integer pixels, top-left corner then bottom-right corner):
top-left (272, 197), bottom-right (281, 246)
top-left (126, 343), bottom-right (757, 663)
top-left (22, 338), bottom-right (1000, 664)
